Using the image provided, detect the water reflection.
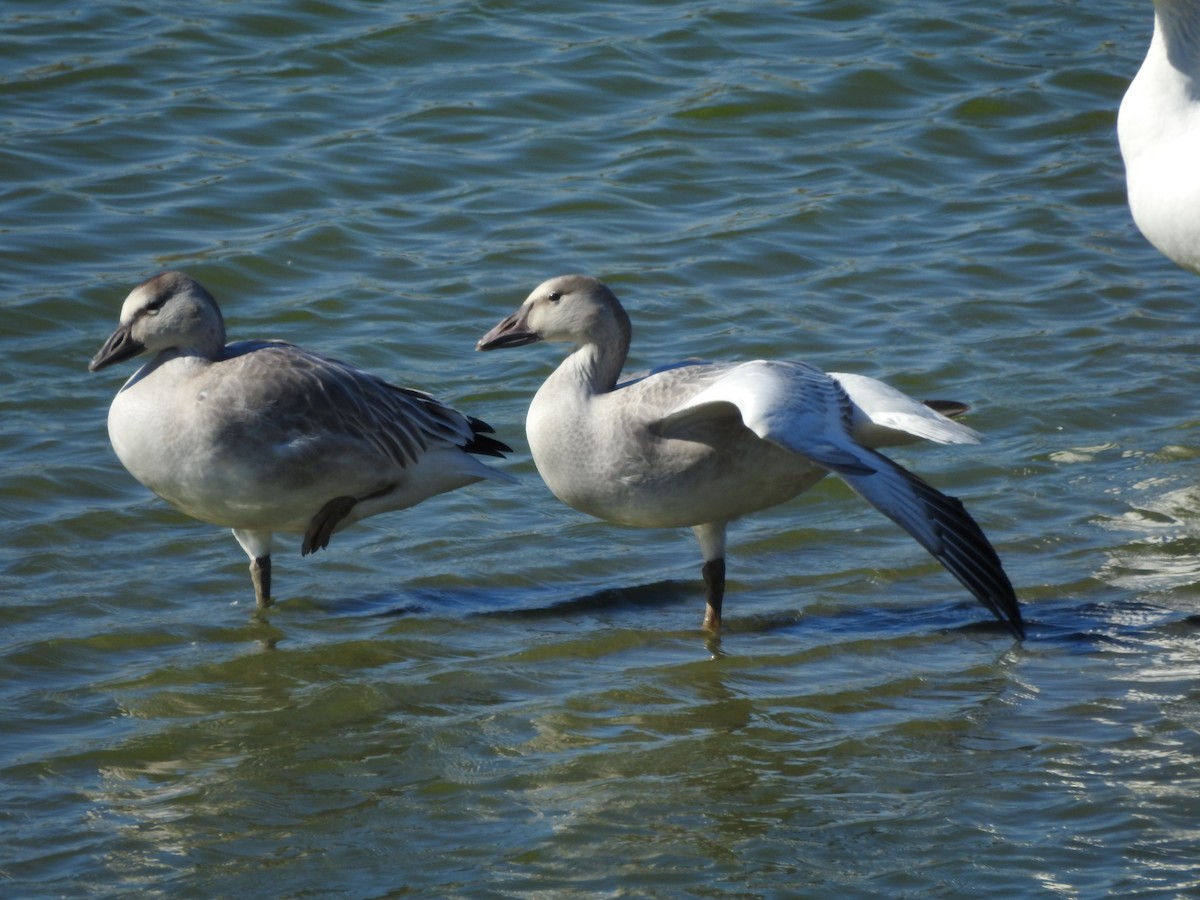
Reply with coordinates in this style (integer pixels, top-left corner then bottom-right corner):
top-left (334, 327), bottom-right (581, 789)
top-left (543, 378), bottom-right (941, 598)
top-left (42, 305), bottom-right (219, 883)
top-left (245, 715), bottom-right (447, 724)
top-left (1100, 482), bottom-right (1200, 595)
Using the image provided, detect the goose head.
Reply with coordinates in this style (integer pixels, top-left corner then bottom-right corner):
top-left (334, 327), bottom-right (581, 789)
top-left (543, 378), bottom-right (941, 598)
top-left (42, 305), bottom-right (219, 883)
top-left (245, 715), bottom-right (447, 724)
top-left (89, 271), bottom-right (227, 372)
top-left (477, 274), bottom-right (631, 352)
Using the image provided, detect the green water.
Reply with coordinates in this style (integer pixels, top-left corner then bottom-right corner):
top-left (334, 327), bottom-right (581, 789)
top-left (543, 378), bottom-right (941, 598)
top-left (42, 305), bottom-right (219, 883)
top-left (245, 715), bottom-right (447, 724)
top-left (3, 0), bottom-right (1199, 896)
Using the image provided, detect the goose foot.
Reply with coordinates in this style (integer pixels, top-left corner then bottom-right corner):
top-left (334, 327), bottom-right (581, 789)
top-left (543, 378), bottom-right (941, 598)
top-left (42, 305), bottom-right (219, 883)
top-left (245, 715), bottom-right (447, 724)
top-left (303, 496), bottom-right (358, 555)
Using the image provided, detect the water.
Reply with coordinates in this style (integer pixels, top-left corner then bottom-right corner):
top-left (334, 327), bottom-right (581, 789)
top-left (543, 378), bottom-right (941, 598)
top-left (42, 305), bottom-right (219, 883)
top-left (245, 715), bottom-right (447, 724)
top-left (3, 0), bottom-right (1199, 895)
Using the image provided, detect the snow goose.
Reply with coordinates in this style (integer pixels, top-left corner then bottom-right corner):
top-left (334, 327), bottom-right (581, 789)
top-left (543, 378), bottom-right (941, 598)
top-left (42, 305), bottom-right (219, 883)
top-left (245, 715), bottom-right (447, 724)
top-left (1118, 0), bottom-right (1200, 272)
top-left (477, 275), bottom-right (1023, 639)
top-left (90, 271), bottom-right (515, 607)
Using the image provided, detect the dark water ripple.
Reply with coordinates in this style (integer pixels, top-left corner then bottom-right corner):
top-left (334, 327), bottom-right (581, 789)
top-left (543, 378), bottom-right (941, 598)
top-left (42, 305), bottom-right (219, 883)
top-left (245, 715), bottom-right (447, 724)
top-left (3, 0), bottom-right (1200, 896)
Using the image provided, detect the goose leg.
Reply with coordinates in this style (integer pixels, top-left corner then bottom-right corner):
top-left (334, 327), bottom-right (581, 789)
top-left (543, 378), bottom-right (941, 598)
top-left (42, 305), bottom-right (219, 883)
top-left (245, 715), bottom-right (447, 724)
top-left (693, 522), bottom-right (729, 631)
top-left (232, 528), bottom-right (275, 609)
top-left (250, 556), bottom-right (272, 608)
top-left (303, 496), bottom-right (358, 556)
top-left (701, 558), bottom-right (726, 630)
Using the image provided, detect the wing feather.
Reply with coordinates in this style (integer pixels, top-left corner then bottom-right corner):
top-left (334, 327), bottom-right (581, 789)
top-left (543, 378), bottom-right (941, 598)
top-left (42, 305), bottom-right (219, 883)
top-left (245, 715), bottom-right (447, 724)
top-left (654, 359), bottom-right (1022, 637)
top-left (829, 372), bottom-right (981, 446)
top-left (221, 341), bottom-right (497, 469)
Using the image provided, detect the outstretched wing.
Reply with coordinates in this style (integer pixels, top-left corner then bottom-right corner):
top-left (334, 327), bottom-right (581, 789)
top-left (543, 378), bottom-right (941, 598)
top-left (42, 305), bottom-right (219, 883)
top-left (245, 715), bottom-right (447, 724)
top-left (836, 451), bottom-right (1022, 637)
top-left (656, 360), bottom-right (1022, 637)
top-left (830, 372), bottom-right (981, 447)
top-left (655, 360), bottom-right (874, 473)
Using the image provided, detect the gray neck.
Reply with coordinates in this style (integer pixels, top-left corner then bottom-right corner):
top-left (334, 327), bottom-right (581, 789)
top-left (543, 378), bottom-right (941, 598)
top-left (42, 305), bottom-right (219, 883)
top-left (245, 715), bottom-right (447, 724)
top-left (561, 303), bottom-right (633, 395)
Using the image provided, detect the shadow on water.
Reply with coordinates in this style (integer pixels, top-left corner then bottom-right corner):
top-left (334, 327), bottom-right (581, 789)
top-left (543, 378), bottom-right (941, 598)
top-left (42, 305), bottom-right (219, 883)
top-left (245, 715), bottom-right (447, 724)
top-left (480, 579), bottom-right (695, 620)
top-left (312, 576), bottom-right (1053, 644)
top-left (314, 578), bottom-right (698, 622)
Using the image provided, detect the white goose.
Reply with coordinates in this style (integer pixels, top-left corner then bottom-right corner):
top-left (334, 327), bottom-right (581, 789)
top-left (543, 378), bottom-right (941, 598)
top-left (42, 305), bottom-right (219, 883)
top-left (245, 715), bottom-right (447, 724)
top-left (1118, 0), bottom-right (1200, 272)
top-left (90, 271), bottom-right (516, 607)
top-left (477, 275), bottom-right (1023, 639)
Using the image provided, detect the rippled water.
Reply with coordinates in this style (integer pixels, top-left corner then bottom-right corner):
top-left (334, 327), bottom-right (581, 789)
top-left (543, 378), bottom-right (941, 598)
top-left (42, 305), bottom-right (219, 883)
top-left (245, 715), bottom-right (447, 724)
top-left (4, 0), bottom-right (1200, 896)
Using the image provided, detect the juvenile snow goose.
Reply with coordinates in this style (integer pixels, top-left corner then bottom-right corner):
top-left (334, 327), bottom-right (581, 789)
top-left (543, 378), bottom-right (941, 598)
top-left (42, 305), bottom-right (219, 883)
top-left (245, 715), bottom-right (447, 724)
top-left (90, 271), bottom-right (515, 607)
top-left (477, 275), bottom-right (1023, 639)
top-left (1118, 0), bottom-right (1200, 272)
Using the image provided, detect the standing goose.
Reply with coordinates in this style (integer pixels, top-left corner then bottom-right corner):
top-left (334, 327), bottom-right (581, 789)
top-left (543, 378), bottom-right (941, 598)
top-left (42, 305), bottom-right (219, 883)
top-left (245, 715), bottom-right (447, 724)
top-left (1118, 0), bottom-right (1200, 272)
top-left (477, 275), bottom-right (1023, 639)
top-left (90, 271), bottom-right (515, 607)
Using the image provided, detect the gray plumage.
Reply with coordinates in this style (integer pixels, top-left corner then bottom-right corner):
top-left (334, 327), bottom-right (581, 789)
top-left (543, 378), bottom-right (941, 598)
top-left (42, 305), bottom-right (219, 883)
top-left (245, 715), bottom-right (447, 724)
top-left (91, 271), bottom-right (514, 606)
top-left (478, 274), bottom-right (1022, 638)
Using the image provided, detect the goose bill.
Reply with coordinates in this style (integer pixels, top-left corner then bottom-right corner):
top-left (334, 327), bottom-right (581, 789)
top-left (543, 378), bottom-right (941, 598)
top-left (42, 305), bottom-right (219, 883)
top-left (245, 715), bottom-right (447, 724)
top-left (89, 324), bottom-right (145, 372)
top-left (477, 312), bottom-right (539, 351)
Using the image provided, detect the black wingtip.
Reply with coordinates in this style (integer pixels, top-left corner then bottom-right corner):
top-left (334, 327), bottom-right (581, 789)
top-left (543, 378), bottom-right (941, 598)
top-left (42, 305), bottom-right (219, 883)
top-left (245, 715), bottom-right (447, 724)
top-left (1007, 607), bottom-right (1026, 641)
top-left (915, 480), bottom-right (1025, 640)
top-left (923, 399), bottom-right (971, 419)
top-left (861, 452), bottom-right (1025, 640)
top-left (463, 416), bottom-right (513, 458)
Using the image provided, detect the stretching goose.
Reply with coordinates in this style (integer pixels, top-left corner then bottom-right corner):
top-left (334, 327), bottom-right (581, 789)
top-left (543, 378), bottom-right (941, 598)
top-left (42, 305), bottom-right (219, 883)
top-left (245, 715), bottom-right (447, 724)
top-left (1118, 0), bottom-right (1200, 272)
top-left (477, 275), bottom-right (1023, 639)
top-left (90, 271), bottom-right (515, 607)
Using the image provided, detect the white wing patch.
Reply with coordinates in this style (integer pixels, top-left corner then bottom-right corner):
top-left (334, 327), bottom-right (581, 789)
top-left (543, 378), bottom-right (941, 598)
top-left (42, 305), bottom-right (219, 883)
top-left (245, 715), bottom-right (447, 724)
top-left (657, 361), bottom-right (874, 475)
top-left (830, 372), bottom-right (981, 447)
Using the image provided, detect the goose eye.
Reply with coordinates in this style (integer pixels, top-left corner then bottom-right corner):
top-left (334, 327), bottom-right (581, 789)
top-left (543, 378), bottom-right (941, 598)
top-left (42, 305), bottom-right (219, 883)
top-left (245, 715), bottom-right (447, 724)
top-left (143, 294), bottom-right (169, 315)
top-left (547, 291), bottom-right (562, 303)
